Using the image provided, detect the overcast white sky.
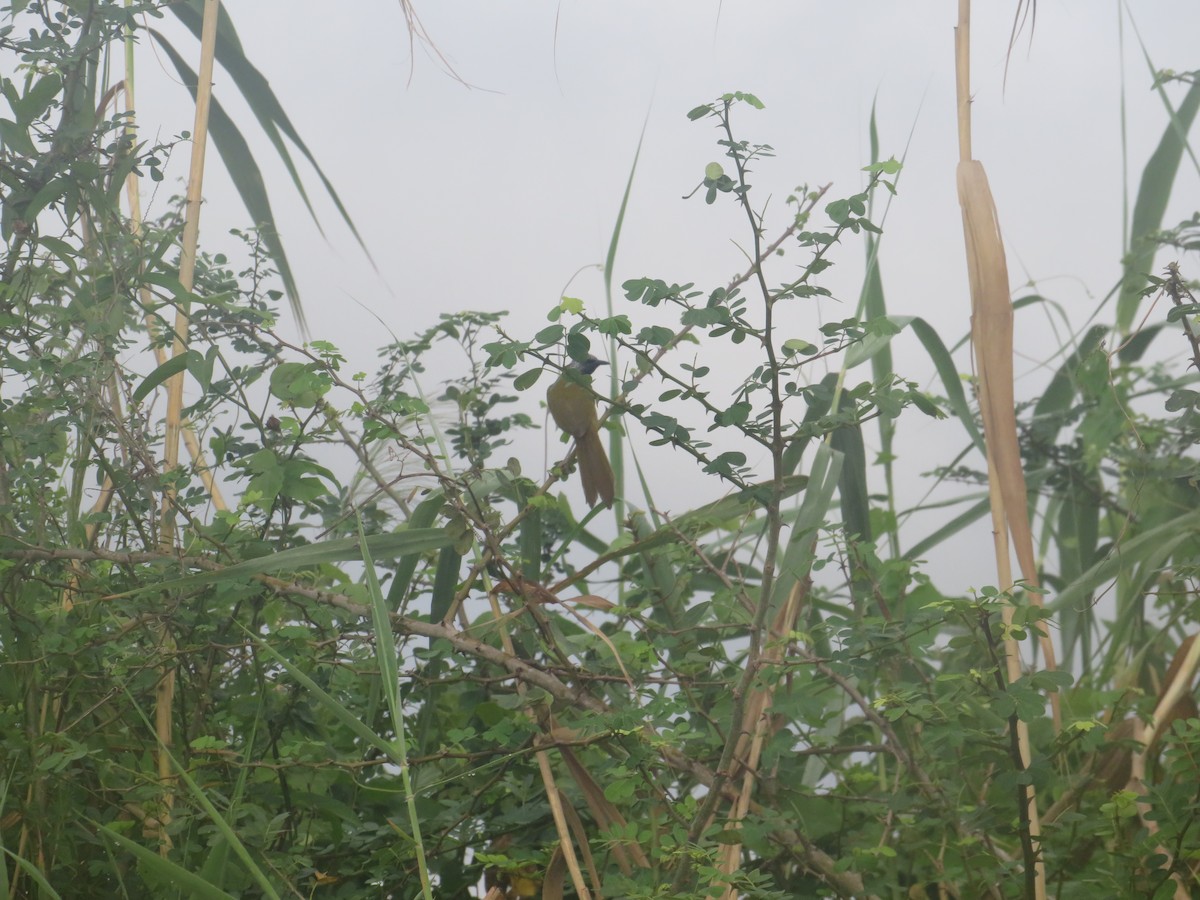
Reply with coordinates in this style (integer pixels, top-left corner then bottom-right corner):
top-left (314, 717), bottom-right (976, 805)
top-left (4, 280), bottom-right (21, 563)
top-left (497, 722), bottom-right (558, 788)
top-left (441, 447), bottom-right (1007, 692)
top-left (132, 1), bottom-right (1199, 592)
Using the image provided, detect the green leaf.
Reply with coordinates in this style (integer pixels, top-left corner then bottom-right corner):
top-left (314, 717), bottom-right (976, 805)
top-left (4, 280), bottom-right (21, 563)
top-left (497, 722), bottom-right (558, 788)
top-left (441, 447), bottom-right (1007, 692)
top-left (132, 351), bottom-right (203, 404)
top-left (20, 176), bottom-right (69, 222)
top-left (1029, 324), bottom-right (1108, 443)
top-left (826, 198), bottom-right (850, 225)
top-left (1166, 302), bottom-right (1200, 322)
top-left (713, 401), bottom-right (751, 427)
top-left (783, 338), bottom-right (817, 356)
top-left (1052, 508), bottom-right (1200, 614)
top-left (771, 442), bottom-right (843, 611)
top-left (0, 118), bottom-right (36, 156)
top-left (269, 361), bottom-right (331, 407)
top-left (535, 324), bottom-right (564, 344)
top-left (14, 73), bottom-right (62, 126)
top-left (863, 158), bottom-right (902, 175)
top-left (429, 546), bottom-right (461, 624)
top-left (832, 415), bottom-right (870, 544)
top-left (149, 29), bottom-right (306, 329)
top-left (94, 824), bottom-right (237, 899)
top-left (909, 317), bottom-right (984, 455)
top-left (1116, 75), bottom-right (1200, 332)
top-left (387, 491), bottom-right (449, 610)
top-left (110, 529), bottom-right (456, 597)
top-left (513, 367), bottom-right (542, 391)
top-left (844, 315), bottom-right (913, 369)
top-left (166, 1), bottom-right (378, 316)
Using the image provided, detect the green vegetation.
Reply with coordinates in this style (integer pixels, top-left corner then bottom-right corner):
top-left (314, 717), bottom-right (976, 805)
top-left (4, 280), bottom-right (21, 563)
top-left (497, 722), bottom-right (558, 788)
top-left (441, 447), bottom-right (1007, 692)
top-left (1, 3), bottom-right (1198, 898)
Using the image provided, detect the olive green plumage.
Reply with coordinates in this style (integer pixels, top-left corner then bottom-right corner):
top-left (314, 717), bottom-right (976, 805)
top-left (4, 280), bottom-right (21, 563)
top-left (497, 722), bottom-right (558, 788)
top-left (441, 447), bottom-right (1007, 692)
top-left (546, 357), bottom-right (615, 509)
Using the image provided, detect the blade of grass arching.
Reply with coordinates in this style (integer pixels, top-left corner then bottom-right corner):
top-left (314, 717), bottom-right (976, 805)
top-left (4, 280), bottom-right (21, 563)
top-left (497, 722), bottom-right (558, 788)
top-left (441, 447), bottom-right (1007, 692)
top-left (902, 493), bottom-right (993, 561)
top-left (94, 825), bottom-right (236, 900)
top-left (602, 109), bottom-right (649, 315)
top-left (519, 501), bottom-right (544, 581)
top-left (628, 509), bottom-right (682, 625)
top-left (1029, 324), bottom-right (1108, 443)
top-left (148, 32), bottom-right (305, 329)
top-left (167, 1), bottom-right (373, 266)
top-left (770, 442), bottom-right (842, 611)
top-left (1115, 25), bottom-right (1200, 332)
top-left (909, 318), bottom-right (985, 454)
top-left (858, 97), bottom-right (920, 556)
top-left (0, 849), bottom-right (59, 900)
top-left (901, 465), bottom-right (1053, 561)
top-left (845, 314), bottom-right (916, 370)
top-left (1053, 482), bottom-right (1101, 672)
top-left (107, 527), bottom-right (455, 598)
top-left (829, 406), bottom-right (866, 515)
top-left (577, 474), bottom-right (808, 568)
top-left (863, 106), bottom-right (894, 554)
top-left (429, 545), bottom-right (461, 625)
top-left (118, 687), bottom-right (283, 899)
top-left (1117, 322), bottom-right (1165, 363)
top-left (1051, 507), bottom-right (1200, 630)
top-left (625, 430), bottom-right (663, 530)
top-left (357, 515), bottom-right (434, 900)
top-left (195, 705), bottom-right (262, 891)
top-left (782, 372), bottom-right (838, 476)
top-left (252, 636), bottom-right (406, 762)
top-left (603, 107), bottom-right (651, 522)
top-left (944, 293), bottom-right (1073, 357)
top-left (386, 490), bottom-right (448, 610)
top-left (831, 416), bottom-right (874, 614)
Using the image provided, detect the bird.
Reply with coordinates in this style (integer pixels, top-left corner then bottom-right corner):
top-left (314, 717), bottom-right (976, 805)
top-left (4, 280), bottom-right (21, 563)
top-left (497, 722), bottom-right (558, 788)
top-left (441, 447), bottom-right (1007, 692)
top-left (546, 356), bottom-right (615, 509)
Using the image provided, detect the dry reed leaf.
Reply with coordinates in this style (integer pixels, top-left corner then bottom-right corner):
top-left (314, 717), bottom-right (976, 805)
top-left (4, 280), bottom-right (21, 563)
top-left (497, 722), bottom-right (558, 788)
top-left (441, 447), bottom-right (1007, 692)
top-left (957, 160), bottom-right (1061, 699)
top-left (713, 579), bottom-right (807, 898)
top-left (1101, 633), bottom-right (1200, 791)
top-left (570, 594), bottom-right (616, 611)
top-left (559, 745), bottom-right (651, 874)
top-left (1151, 633), bottom-right (1200, 746)
top-left (558, 789), bottom-right (604, 899)
top-left (542, 846), bottom-right (566, 900)
top-left (535, 749), bottom-right (592, 899)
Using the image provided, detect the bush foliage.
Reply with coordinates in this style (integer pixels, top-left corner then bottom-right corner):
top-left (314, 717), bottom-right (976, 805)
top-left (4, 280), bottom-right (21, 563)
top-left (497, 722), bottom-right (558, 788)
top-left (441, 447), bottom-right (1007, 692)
top-left (1, 4), bottom-right (1198, 898)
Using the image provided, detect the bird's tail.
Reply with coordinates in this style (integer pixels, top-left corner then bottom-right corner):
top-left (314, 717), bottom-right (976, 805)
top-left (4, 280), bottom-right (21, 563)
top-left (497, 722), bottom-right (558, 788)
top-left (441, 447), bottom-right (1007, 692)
top-left (576, 427), bottom-right (615, 509)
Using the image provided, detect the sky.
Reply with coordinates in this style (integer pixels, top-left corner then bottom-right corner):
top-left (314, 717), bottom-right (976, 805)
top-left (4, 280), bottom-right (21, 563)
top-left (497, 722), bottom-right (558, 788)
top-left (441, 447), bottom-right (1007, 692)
top-left (130, 1), bottom-right (1200, 593)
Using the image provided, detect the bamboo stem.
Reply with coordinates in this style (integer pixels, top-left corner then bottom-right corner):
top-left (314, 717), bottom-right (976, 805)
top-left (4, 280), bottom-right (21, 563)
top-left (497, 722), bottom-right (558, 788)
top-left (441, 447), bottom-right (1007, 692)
top-left (954, 3), bottom-right (1047, 896)
top-left (160, 0), bottom-right (220, 544)
top-left (122, 8), bottom-right (227, 511)
top-left (152, 0), bottom-right (221, 854)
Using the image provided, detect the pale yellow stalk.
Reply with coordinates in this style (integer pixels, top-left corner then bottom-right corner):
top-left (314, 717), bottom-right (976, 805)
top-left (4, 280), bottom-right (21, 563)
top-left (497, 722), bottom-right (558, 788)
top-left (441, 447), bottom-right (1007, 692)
top-left (955, 2), bottom-right (1048, 896)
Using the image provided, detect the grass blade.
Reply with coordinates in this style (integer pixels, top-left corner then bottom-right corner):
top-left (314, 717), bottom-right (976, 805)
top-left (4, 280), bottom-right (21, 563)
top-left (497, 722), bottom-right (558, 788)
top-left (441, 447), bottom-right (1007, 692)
top-left (94, 825), bottom-right (237, 900)
top-left (1116, 40), bottom-right (1200, 331)
top-left (167, 2), bottom-right (373, 266)
top-left (149, 30), bottom-right (304, 328)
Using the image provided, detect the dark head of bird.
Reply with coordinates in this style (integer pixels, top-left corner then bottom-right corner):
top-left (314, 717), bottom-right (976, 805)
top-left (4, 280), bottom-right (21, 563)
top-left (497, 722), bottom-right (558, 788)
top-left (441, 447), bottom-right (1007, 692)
top-left (570, 356), bottom-right (608, 376)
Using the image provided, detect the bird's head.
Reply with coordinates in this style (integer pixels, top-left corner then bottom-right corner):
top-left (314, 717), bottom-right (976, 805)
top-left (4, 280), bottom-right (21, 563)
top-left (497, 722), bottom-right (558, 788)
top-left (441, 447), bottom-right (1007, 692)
top-left (569, 356), bottom-right (608, 376)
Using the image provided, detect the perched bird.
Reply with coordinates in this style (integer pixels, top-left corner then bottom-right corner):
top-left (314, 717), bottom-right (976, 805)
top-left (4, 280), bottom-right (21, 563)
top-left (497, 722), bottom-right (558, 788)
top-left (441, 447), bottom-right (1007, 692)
top-left (546, 356), bottom-right (615, 509)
